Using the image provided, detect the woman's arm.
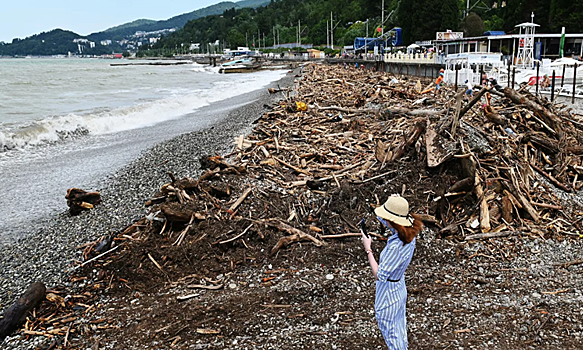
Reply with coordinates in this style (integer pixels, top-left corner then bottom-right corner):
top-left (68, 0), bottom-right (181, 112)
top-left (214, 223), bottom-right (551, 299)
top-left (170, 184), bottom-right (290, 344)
top-left (362, 231), bottom-right (379, 280)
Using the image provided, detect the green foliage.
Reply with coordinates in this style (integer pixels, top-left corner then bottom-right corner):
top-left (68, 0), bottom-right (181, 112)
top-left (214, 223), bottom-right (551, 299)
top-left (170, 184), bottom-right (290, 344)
top-left (0, 29), bottom-right (113, 56)
top-left (484, 15), bottom-right (504, 32)
top-left (89, 0), bottom-right (271, 42)
top-left (397, 0), bottom-right (459, 44)
top-left (339, 22), bottom-right (367, 46)
top-left (462, 12), bottom-right (485, 37)
top-left (148, 0), bottom-right (399, 53)
top-left (550, 0), bottom-right (583, 32)
top-left (4, 0), bottom-right (582, 57)
top-left (103, 19), bottom-right (157, 33)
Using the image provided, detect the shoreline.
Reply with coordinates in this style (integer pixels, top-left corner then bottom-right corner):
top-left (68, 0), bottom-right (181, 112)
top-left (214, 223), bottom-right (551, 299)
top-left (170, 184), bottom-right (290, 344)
top-left (0, 68), bottom-right (298, 329)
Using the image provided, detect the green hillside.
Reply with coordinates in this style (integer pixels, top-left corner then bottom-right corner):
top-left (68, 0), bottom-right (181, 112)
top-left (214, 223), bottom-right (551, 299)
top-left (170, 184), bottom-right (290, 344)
top-left (102, 19), bottom-right (158, 33)
top-left (143, 0), bottom-right (583, 52)
top-left (88, 0), bottom-right (270, 42)
top-left (0, 29), bottom-right (112, 56)
top-left (0, 0), bottom-right (271, 56)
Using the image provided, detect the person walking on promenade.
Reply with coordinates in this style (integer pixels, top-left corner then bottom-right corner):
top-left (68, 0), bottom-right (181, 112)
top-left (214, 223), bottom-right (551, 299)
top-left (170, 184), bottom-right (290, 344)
top-left (361, 195), bottom-right (423, 349)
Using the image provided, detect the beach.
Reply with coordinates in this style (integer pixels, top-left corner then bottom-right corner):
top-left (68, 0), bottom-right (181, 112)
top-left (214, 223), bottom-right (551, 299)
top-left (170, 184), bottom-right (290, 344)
top-left (2, 64), bottom-right (583, 350)
top-left (0, 68), bottom-right (297, 348)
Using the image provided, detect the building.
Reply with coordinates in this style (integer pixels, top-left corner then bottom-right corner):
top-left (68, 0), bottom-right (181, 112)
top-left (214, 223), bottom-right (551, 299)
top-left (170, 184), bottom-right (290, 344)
top-left (307, 48), bottom-right (324, 59)
top-left (100, 40), bottom-right (112, 46)
top-left (435, 28), bottom-right (583, 62)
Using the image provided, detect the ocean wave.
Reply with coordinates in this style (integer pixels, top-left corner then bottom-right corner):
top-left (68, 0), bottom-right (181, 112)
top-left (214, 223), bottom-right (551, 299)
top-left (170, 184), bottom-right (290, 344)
top-left (191, 62), bottom-right (220, 74)
top-left (0, 70), bottom-right (286, 153)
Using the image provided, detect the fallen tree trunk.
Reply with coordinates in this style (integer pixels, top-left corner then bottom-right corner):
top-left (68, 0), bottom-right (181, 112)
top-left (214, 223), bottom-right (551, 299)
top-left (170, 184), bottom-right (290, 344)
top-left (0, 282), bottom-right (46, 339)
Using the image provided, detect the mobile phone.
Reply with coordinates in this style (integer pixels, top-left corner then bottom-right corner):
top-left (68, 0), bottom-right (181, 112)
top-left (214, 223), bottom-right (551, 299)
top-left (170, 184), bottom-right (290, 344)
top-left (359, 219), bottom-right (370, 238)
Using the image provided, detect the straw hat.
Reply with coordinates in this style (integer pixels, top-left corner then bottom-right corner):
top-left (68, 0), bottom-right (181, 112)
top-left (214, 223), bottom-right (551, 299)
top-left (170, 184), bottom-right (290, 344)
top-left (374, 195), bottom-right (413, 227)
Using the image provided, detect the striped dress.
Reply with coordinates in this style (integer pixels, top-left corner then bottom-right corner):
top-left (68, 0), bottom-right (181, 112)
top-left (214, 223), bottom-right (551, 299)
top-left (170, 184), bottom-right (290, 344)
top-left (375, 229), bottom-right (416, 349)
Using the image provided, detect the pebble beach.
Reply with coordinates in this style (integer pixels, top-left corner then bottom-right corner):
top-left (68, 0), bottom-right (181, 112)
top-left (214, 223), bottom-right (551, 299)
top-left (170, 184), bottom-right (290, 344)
top-left (2, 63), bottom-right (583, 350)
top-left (0, 69), bottom-right (297, 349)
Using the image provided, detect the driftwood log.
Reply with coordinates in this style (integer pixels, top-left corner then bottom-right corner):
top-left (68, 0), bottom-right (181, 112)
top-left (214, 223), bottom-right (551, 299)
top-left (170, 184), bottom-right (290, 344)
top-left (0, 282), bottom-right (46, 339)
top-left (389, 118), bottom-right (426, 162)
top-left (65, 188), bottom-right (101, 215)
top-left (503, 87), bottom-right (563, 133)
top-left (264, 219), bottom-right (326, 256)
top-left (161, 202), bottom-right (206, 223)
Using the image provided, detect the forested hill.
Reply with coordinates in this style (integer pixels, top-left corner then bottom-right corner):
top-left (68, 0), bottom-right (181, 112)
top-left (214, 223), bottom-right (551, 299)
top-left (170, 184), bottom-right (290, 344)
top-left (0, 29), bottom-right (112, 56)
top-left (88, 0), bottom-right (271, 42)
top-left (147, 0), bottom-right (583, 51)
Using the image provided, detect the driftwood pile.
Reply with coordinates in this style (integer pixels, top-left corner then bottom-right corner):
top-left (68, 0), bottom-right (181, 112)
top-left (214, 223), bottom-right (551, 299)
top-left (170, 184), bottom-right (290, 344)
top-left (7, 63), bottom-right (583, 345)
top-left (128, 64), bottom-right (583, 246)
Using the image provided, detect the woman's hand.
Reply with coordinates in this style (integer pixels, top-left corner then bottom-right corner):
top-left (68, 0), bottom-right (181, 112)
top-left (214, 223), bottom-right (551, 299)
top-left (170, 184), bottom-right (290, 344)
top-left (361, 230), bottom-right (372, 251)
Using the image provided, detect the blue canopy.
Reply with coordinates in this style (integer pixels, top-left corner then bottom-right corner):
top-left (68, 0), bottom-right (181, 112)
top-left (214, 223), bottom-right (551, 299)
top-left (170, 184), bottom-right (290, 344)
top-left (483, 31), bottom-right (506, 36)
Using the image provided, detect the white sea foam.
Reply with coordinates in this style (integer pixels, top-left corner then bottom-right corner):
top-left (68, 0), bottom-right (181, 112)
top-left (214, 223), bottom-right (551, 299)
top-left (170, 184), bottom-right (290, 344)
top-left (0, 70), bottom-right (285, 152)
top-left (191, 62), bottom-right (221, 74)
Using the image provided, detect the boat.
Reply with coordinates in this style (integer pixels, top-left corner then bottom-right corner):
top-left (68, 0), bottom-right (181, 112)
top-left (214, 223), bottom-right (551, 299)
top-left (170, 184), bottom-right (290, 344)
top-left (218, 58), bottom-right (260, 74)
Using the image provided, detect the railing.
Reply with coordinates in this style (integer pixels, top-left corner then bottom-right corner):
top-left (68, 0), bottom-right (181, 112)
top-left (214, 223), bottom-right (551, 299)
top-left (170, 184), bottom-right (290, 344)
top-left (383, 52), bottom-right (438, 64)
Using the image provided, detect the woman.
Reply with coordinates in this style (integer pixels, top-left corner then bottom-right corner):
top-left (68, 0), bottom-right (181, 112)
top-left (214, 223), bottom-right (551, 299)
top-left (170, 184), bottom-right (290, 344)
top-left (361, 195), bottom-right (423, 349)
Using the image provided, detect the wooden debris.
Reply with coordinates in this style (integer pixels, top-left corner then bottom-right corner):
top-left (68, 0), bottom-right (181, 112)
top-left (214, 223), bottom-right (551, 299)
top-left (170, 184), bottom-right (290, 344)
top-left (65, 188), bottom-right (101, 215)
top-left (0, 282), bottom-right (46, 339)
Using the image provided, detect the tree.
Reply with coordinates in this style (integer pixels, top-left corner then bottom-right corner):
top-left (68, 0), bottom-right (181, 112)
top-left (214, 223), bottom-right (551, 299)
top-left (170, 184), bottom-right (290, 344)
top-left (550, 0), bottom-right (583, 33)
top-left (462, 12), bottom-right (485, 37)
top-left (440, 0), bottom-right (459, 31)
top-left (484, 15), bottom-right (504, 32)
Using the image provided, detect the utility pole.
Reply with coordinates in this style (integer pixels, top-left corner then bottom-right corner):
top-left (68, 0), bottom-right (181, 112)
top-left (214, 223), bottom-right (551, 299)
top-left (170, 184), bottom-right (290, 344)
top-left (258, 29), bottom-right (261, 49)
top-left (326, 20), bottom-right (329, 48)
top-left (298, 20), bottom-right (301, 46)
top-left (273, 26), bottom-right (276, 47)
top-left (246, 32), bottom-right (248, 48)
top-left (365, 20), bottom-right (368, 56)
top-left (381, 0), bottom-right (384, 37)
top-left (330, 12), bottom-right (333, 49)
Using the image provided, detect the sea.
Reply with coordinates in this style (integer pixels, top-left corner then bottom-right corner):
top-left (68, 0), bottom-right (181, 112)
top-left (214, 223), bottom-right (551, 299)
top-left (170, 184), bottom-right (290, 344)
top-left (0, 58), bottom-right (286, 240)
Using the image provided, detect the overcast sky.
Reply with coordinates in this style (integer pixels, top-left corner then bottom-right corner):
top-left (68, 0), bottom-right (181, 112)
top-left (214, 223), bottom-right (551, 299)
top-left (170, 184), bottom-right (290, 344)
top-left (0, 0), bottom-right (225, 43)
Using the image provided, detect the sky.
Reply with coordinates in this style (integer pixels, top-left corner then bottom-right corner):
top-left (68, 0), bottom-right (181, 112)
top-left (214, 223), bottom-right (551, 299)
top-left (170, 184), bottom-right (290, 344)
top-left (0, 0), bottom-right (226, 43)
